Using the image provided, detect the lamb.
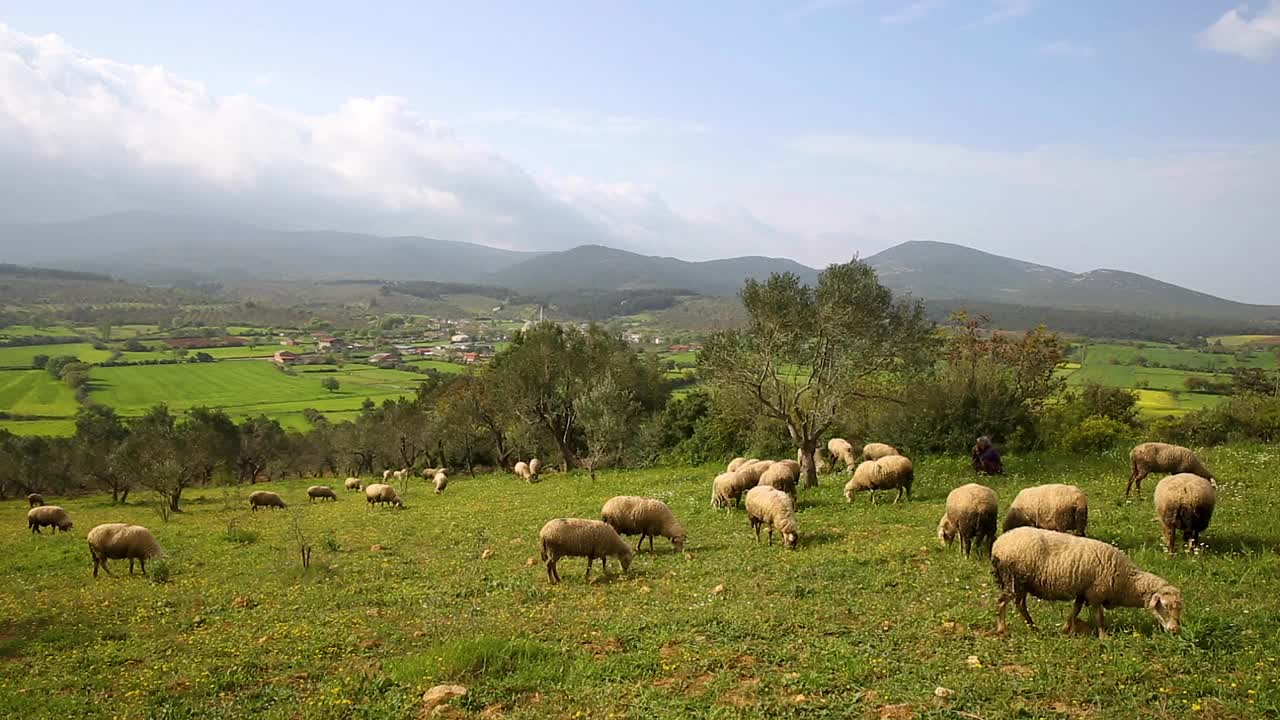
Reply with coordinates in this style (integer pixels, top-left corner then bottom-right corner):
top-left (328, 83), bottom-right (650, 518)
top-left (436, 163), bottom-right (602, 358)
top-left (27, 505), bottom-right (73, 534)
top-left (1128, 442), bottom-right (1214, 496)
top-left (759, 461), bottom-right (801, 498)
top-left (344, 477), bottom-right (363, 491)
top-left (862, 442), bottom-right (899, 461)
top-left (27, 493), bottom-right (44, 508)
top-left (391, 468), bottom-right (410, 482)
top-left (248, 491), bottom-right (287, 511)
top-left (529, 458), bottom-right (542, 480)
top-left (1003, 484), bottom-right (1088, 536)
top-left (538, 518), bottom-right (633, 584)
top-left (991, 526), bottom-right (1183, 638)
top-left (744, 486), bottom-right (799, 549)
top-left (383, 469), bottom-right (393, 481)
top-left (601, 496), bottom-right (686, 553)
top-left (514, 461), bottom-right (533, 482)
top-left (844, 455), bottom-right (914, 504)
top-left (364, 483), bottom-right (404, 509)
top-left (1154, 473), bottom-right (1217, 554)
top-left (307, 486), bottom-right (337, 503)
top-left (727, 457), bottom-right (749, 473)
top-left (937, 484), bottom-right (998, 557)
top-left (710, 468), bottom-right (761, 508)
top-left (433, 470), bottom-right (449, 495)
top-left (827, 438), bottom-right (856, 471)
top-left (87, 523), bottom-right (163, 578)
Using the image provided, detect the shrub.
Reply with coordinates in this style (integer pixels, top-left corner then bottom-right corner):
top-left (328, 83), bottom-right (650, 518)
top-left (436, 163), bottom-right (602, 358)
top-left (148, 557), bottom-right (172, 584)
top-left (1063, 415), bottom-right (1129, 453)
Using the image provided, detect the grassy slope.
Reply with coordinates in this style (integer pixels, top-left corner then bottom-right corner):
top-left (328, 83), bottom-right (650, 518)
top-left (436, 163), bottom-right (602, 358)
top-left (0, 370), bottom-right (78, 417)
top-left (1, 449), bottom-right (1276, 719)
top-left (0, 343), bottom-right (113, 369)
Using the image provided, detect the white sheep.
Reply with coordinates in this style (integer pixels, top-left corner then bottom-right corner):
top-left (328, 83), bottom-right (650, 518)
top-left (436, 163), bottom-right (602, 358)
top-left (727, 457), bottom-right (749, 473)
top-left (1128, 442), bottom-right (1214, 497)
top-left (87, 523), bottom-right (163, 578)
top-left (759, 461), bottom-right (800, 498)
top-left (1154, 473), bottom-right (1216, 554)
top-left (710, 469), bottom-right (761, 509)
top-left (344, 477), bottom-right (363, 491)
top-left (827, 438), bottom-right (856, 471)
top-left (600, 496), bottom-right (686, 553)
top-left (862, 442), bottom-right (899, 461)
top-left (744, 486), bottom-right (799, 549)
top-left (1003, 484), bottom-right (1088, 536)
top-left (392, 468), bottom-right (409, 482)
top-left (992, 526), bottom-right (1183, 637)
top-left (514, 461), bottom-right (531, 481)
top-left (382, 469), bottom-right (393, 481)
top-left (433, 470), bottom-right (449, 495)
top-left (937, 484), bottom-right (997, 557)
top-left (528, 458), bottom-right (542, 480)
top-left (364, 483), bottom-right (404, 509)
top-left (248, 490), bottom-right (287, 511)
top-left (27, 505), bottom-right (73, 534)
top-left (796, 449), bottom-right (829, 475)
top-left (307, 486), bottom-right (337, 503)
top-left (844, 455), bottom-right (914, 504)
top-left (27, 493), bottom-right (44, 508)
top-left (538, 518), bottom-right (634, 584)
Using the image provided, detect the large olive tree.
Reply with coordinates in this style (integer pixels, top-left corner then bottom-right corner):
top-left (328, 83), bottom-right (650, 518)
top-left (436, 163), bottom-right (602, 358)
top-left (700, 259), bottom-right (937, 487)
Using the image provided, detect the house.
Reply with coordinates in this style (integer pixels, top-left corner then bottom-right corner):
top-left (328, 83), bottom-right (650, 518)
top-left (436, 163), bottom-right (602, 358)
top-left (624, 331), bottom-right (643, 344)
top-left (317, 337), bottom-right (346, 351)
top-left (273, 350), bottom-right (299, 365)
top-left (279, 337), bottom-right (298, 346)
top-left (463, 352), bottom-right (479, 364)
top-left (368, 352), bottom-right (394, 364)
top-left (450, 333), bottom-right (471, 344)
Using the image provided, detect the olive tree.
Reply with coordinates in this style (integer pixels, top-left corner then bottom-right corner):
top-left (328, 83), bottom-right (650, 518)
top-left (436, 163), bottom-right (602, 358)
top-left (700, 260), bottom-right (937, 487)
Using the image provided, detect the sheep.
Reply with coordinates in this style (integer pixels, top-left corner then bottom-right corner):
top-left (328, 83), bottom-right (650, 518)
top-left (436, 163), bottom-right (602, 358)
top-left (796, 449), bottom-right (829, 475)
top-left (27, 493), bottom-right (44, 508)
top-left (744, 486), bottom-right (799, 549)
top-left (344, 477), bottom-right (363, 491)
top-left (862, 443), bottom-right (899, 461)
top-left (87, 523), bottom-right (163, 578)
top-left (383, 469), bottom-right (393, 481)
top-left (937, 484), bottom-right (998, 557)
top-left (433, 470), bottom-right (449, 495)
top-left (759, 461), bottom-right (800, 498)
top-left (727, 457), bottom-right (749, 473)
top-left (991, 526), bottom-right (1183, 638)
top-left (248, 491), bottom-right (287, 512)
top-left (827, 438), bottom-right (857, 471)
top-left (307, 486), bottom-right (337, 503)
top-left (391, 468), bottom-right (410, 482)
top-left (601, 496), bottom-right (686, 553)
top-left (420, 467), bottom-right (441, 480)
top-left (710, 468), bottom-right (761, 508)
top-left (538, 518), bottom-right (633, 584)
top-left (844, 455), bottom-right (914, 504)
top-left (364, 483), bottom-right (404, 509)
top-left (529, 458), bottom-right (542, 480)
top-left (514, 461), bottom-right (533, 482)
top-left (1155, 473), bottom-right (1217, 554)
top-left (1128, 442), bottom-right (1214, 497)
top-left (1003, 484), bottom-right (1088, 536)
top-left (27, 505), bottom-right (73, 534)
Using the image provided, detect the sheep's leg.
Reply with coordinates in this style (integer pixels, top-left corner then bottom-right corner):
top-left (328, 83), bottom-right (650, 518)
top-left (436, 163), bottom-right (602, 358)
top-left (995, 592), bottom-right (1012, 635)
top-left (894, 487), bottom-right (904, 504)
top-left (584, 556), bottom-right (594, 579)
top-left (752, 520), bottom-right (761, 543)
top-left (962, 536), bottom-right (972, 557)
top-left (1092, 604), bottom-right (1107, 639)
top-left (648, 535), bottom-right (654, 552)
top-left (1187, 531), bottom-right (1199, 552)
top-left (139, 558), bottom-right (147, 575)
top-left (601, 556), bottom-right (609, 574)
top-left (31, 525), bottom-right (39, 535)
top-left (870, 491), bottom-right (878, 506)
top-left (767, 527), bottom-right (774, 545)
top-left (1063, 597), bottom-right (1085, 635)
top-left (1015, 593), bottom-right (1035, 628)
top-left (1163, 527), bottom-right (1176, 554)
top-left (129, 558), bottom-right (136, 575)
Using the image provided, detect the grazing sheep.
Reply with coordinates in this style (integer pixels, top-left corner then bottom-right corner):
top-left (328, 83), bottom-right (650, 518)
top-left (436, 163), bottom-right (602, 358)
top-left (307, 486), bottom-right (337, 503)
top-left (937, 484), bottom-right (998, 557)
top-left (827, 438), bottom-right (856, 471)
top-left (344, 477), bottom-right (363, 491)
top-left (420, 467), bottom-right (441, 480)
top-left (248, 491), bottom-right (287, 512)
top-left (1128, 442), bottom-right (1214, 497)
top-left (727, 457), bottom-right (749, 473)
top-left (759, 461), bottom-right (800, 498)
top-left (87, 523), bottom-right (163, 578)
top-left (433, 470), bottom-right (449, 495)
top-left (992, 526), bottom-right (1183, 637)
top-left (1003, 484), bottom-right (1088, 536)
top-left (601, 496), bottom-right (686, 553)
top-left (844, 455), bottom-right (914, 504)
top-left (862, 443), bottom-right (899, 461)
top-left (538, 518), bottom-right (633, 584)
top-left (1155, 473), bottom-right (1217, 553)
top-left (529, 458), bottom-right (542, 480)
top-left (364, 483), bottom-right (404, 509)
top-left (514, 461), bottom-right (533, 482)
top-left (744, 486), bottom-right (799, 549)
top-left (391, 468), bottom-right (410, 482)
top-left (27, 505), bottom-right (73, 534)
top-left (383, 469), bottom-right (393, 481)
top-left (711, 469), bottom-right (761, 508)
top-left (27, 493), bottom-right (44, 508)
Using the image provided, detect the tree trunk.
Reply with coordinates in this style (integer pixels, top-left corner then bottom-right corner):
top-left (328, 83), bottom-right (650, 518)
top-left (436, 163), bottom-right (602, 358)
top-left (799, 440), bottom-right (820, 488)
top-left (169, 487), bottom-right (182, 512)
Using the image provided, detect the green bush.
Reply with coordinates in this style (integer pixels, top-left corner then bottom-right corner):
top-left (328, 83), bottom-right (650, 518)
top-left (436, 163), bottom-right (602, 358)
top-left (1063, 415), bottom-right (1129, 453)
top-left (148, 557), bottom-right (172, 584)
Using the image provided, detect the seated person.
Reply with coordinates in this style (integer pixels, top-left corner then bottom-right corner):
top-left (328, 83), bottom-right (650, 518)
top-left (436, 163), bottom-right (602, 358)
top-left (971, 436), bottom-right (1004, 476)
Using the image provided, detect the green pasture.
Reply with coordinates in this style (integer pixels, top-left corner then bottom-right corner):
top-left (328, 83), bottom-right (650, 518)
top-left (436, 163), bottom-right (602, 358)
top-left (0, 325), bottom-right (80, 338)
top-left (0, 343), bottom-right (113, 369)
top-left (0, 370), bottom-right (78, 418)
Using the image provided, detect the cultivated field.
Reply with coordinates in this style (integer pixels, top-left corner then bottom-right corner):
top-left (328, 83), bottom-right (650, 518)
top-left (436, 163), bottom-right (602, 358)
top-left (2, 449), bottom-right (1276, 719)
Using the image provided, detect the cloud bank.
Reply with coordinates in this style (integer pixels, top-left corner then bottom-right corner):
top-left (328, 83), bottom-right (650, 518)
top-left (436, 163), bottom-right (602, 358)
top-left (1197, 1), bottom-right (1280, 61)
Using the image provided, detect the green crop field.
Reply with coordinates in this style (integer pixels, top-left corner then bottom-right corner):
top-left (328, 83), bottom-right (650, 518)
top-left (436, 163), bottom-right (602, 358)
top-left (1, 448), bottom-right (1277, 719)
top-left (0, 343), bottom-right (114, 369)
top-left (402, 359), bottom-right (467, 375)
top-left (0, 370), bottom-right (78, 417)
top-left (0, 325), bottom-right (80, 338)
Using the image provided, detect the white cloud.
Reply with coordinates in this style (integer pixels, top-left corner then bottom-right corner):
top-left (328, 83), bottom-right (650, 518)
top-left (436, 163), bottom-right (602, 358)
top-left (1038, 41), bottom-right (1095, 58)
top-left (881, 0), bottom-right (947, 25)
top-left (1197, 1), bottom-right (1280, 61)
top-left (467, 109), bottom-right (709, 137)
top-left (962, 0), bottom-right (1034, 28)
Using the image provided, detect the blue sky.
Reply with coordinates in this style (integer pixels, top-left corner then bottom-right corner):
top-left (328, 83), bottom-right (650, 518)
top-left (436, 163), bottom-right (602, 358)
top-left (0, 1), bottom-right (1277, 300)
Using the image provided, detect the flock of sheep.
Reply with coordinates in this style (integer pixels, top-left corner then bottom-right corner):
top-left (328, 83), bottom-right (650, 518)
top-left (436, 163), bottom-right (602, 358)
top-left (21, 439), bottom-right (1218, 638)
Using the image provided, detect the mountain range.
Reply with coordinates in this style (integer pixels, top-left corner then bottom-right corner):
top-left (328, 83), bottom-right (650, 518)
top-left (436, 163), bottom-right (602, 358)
top-left (2, 213), bottom-right (1277, 325)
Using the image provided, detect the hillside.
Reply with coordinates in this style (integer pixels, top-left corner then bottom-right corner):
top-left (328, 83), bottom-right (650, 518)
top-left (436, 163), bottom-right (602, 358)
top-left (866, 241), bottom-right (1280, 323)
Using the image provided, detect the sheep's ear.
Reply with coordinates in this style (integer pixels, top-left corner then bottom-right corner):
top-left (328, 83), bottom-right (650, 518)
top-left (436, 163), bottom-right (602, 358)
top-left (1147, 595), bottom-right (1162, 611)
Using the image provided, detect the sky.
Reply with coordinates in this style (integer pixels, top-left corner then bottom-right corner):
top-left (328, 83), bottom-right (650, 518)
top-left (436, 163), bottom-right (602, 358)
top-left (0, 1), bottom-right (1277, 301)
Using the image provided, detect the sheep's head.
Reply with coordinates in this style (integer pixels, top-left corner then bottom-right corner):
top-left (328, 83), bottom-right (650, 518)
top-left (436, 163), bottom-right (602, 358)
top-left (783, 531), bottom-right (799, 550)
top-left (619, 546), bottom-right (634, 572)
top-left (843, 488), bottom-right (855, 504)
top-left (58, 520), bottom-right (74, 532)
top-left (671, 530), bottom-right (686, 553)
top-left (937, 514), bottom-right (956, 547)
top-left (1146, 586), bottom-right (1183, 633)
top-left (392, 497), bottom-right (405, 509)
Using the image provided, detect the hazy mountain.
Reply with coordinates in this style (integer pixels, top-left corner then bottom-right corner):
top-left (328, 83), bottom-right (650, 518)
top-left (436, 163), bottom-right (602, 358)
top-left (866, 241), bottom-right (1280, 323)
top-left (490, 244), bottom-right (820, 296)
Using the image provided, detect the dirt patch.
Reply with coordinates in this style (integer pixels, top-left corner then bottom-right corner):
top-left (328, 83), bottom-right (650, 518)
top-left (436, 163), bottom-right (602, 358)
top-left (1001, 664), bottom-right (1035, 678)
top-left (877, 703), bottom-right (916, 720)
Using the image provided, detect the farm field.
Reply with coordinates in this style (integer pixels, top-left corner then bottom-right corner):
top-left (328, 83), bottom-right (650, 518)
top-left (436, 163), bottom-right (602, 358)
top-left (0, 342), bottom-right (114, 369)
top-left (0, 325), bottom-right (80, 338)
top-left (1, 448), bottom-right (1276, 719)
top-left (0, 370), bottom-right (78, 418)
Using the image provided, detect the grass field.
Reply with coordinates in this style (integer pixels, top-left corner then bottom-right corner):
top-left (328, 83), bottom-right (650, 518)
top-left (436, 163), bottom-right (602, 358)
top-left (0, 418), bottom-right (75, 436)
top-left (0, 325), bottom-right (80, 338)
top-left (0, 370), bottom-right (78, 417)
top-left (0, 343), bottom-right (113, 369)
top-left (0, 448), bottom-right (1276, 719)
